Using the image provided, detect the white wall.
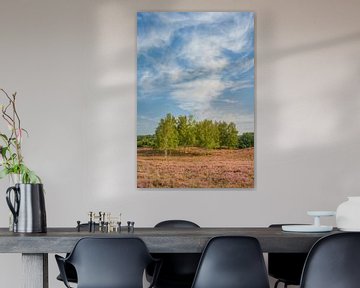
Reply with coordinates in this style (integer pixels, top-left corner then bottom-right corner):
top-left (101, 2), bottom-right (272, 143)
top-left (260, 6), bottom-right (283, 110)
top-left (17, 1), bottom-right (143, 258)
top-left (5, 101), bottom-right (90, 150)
top-left (0, 0), bottom-right (360, 287)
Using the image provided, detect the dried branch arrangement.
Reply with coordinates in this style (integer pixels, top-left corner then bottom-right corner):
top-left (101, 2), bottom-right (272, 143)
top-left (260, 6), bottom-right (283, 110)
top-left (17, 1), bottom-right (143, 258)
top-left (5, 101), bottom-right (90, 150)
top-left (0, 88), bottom-right (40, 183)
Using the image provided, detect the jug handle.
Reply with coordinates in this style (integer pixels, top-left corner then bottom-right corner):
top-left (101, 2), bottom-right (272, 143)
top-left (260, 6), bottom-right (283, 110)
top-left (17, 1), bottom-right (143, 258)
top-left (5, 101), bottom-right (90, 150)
top-left (6, 186), bottom-right (20, 224)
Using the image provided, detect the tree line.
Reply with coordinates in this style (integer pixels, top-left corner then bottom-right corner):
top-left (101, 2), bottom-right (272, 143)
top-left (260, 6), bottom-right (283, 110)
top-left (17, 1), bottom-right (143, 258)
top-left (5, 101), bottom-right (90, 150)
top-left (138, 113), bottom-right (254, 155)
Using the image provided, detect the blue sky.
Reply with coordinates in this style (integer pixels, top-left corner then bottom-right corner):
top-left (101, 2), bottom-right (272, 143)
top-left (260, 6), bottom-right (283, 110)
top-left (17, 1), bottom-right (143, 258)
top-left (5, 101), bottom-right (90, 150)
top-left (137, 12), bottom-right (254, 135)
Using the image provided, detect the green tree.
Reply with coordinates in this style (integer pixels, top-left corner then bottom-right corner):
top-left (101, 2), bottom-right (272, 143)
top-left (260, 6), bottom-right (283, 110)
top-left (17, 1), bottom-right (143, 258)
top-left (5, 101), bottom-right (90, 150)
top-left (137, 135), bottom-right (155, 148)
top-left (155, 113), bottom-right (179, 156)
top-left (217, 121), bottom-right (228, 147)
top-left (217, 121), bottom-right (239, 148)
top-left (177, 115), bottom-right (196, 149)
top-left (196, 119), bottom-right (220, 149)
top-left (238, 132), bottom-right (254, 148)
top-left (217, 121), bottom-right (238, 148)
top-left (225, 122), bottom-right (239, 148)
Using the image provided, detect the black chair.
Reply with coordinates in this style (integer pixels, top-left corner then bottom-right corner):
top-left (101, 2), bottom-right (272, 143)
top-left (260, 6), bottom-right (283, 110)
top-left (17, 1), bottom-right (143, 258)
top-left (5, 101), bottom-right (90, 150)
top-left (191, 236), bottom-right (270, 288)
top-left (300, 232), bottom-right (360, 288)
top-left (56, 223), bottom-right (99, 284)
top-left (56, 262), bottom-right (77, 284)
top-left (55, 237), bottom-right (160, 288)
top-left (147, 220), bottom-right (201, 288)
top-left (268, 224), bottom-right (308, 288)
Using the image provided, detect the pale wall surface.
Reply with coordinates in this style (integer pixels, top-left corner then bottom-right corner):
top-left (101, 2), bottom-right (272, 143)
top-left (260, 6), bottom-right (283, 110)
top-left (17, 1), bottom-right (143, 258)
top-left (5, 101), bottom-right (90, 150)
top-left (0, 0), bottom-right (360, 287)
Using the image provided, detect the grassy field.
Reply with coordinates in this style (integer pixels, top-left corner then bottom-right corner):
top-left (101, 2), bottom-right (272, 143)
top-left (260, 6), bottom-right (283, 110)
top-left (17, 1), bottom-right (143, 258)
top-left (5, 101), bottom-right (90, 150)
top-left (137, 147), bottom-right (254, 188)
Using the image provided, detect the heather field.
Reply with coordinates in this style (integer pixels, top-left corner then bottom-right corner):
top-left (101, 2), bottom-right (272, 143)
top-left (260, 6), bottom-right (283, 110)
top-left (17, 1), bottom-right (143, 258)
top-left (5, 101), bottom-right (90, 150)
top-left (137, 147), bottom-right (254, 188)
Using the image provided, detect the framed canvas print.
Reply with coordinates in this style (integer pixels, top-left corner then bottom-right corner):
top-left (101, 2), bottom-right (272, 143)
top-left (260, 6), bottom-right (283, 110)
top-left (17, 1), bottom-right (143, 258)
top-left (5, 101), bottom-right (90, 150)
top-left (137, 12), bottom-right (255, 188)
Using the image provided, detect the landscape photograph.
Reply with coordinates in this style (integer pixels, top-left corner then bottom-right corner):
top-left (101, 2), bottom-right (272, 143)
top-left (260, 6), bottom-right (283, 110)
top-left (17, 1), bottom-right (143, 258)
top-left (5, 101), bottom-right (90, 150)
top-left (137, 12), bottom-right (255, 188)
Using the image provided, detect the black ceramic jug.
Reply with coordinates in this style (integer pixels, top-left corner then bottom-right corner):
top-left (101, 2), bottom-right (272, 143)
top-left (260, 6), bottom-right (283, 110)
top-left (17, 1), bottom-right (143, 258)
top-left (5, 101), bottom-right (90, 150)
top-left (6, 183), bottom-right (47, 233)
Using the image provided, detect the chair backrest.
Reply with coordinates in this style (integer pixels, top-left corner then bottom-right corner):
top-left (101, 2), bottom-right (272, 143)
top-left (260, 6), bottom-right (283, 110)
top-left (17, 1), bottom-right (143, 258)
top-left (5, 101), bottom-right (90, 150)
top-left (300, 232), bottom-right (360, 288)
top-left (66, 237), bottom-right (154, 288)
top-left (150, 220), bottom-right (201, 287)
top-left (155, 219), bottom-right (200, 228)
top-left (191, 236), bottom-right (270, 288)
top-left (268, 224), bottom-right (308, 285)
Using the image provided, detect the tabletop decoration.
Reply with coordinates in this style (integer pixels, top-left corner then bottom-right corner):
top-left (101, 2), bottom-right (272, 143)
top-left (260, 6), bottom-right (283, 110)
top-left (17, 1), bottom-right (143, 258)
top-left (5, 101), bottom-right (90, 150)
top-left (0, 88), bottom-right (46, 233)
top-left (282, 211), bottom-right (335, 233)
top-left (336, 196), bottom-right (360, 231)
top-left (0, 88), bottom-right (40, 183)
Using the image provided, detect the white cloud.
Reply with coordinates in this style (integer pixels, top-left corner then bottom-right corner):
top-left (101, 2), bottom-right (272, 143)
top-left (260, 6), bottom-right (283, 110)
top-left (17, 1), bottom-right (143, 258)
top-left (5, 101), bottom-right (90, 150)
top-left (217, 99), bottom-right (240, 104)
top-left (138, 12), bottom-right (253, 55)
top-left (200, 109), bottom-right (254, 133)
top-left (138, 12), bottom-right (254, 133)
top-left (179, 34), bottom-right (229, 71)
top-left (172, 77), bottom-right (227, 111)
top-left (137, 28), bottom-right (173, 52)
top-left (228, 79), bottom-right (254, 91)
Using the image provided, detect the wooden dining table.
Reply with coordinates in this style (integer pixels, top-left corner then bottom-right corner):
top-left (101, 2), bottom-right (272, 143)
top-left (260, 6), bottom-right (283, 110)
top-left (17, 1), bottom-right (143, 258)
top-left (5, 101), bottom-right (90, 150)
top-left (0, 226), bottom-right (339, 288)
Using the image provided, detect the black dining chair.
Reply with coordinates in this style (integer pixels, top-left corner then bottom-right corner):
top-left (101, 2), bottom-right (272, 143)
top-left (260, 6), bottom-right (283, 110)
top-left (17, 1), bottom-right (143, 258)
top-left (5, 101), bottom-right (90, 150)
top-left (146, 220), bottom-right (201, 288)
top-left (300, 232), bottom-right (360, 288)
top-left (191, 236), bottom-right (270, 288)
top-left (55, 237), bottom-right (161, 288)
top-left (56, 223), bottom-right (99, 284)
top-left (268, 224), bottom-right (308, 288)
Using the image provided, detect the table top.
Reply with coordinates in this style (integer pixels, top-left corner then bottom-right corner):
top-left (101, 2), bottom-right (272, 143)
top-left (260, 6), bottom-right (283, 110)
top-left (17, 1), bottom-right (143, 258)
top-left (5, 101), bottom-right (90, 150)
top-left (0, 227), bottom-right (340, 254)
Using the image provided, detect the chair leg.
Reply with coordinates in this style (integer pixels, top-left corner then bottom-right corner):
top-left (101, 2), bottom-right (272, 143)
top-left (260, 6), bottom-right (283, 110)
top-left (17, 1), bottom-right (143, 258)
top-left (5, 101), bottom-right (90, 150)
top-left (274, 280), bottom-right (289, 288)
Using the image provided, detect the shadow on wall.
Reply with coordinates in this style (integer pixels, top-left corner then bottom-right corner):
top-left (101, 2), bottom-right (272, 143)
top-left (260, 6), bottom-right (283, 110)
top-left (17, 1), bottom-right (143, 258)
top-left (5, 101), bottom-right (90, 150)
top-left (258, 14), bottom-right (360, 211)
top-left (262, 31), bottom-right (360, 63)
